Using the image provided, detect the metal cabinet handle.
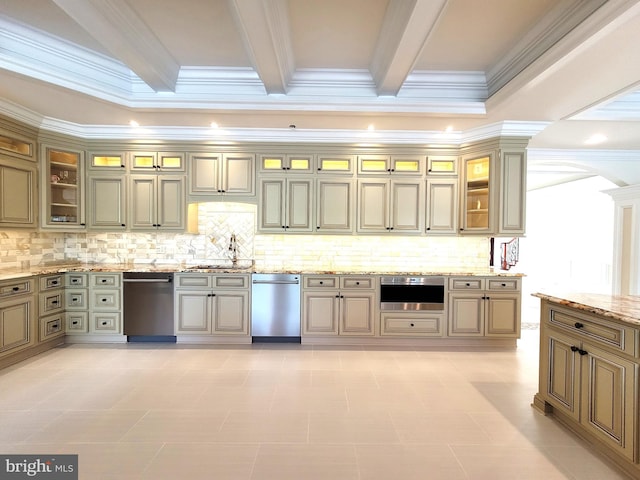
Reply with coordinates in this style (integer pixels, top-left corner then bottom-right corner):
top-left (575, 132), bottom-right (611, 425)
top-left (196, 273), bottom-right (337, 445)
top-left (574, 322), bottom-right (584, 329)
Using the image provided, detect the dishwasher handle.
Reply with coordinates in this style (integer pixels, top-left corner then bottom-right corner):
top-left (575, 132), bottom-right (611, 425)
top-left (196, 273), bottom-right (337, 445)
top-left (123, 278), bottom-right (173, 283)
top-left (252, 279), bottom-right (300, 285)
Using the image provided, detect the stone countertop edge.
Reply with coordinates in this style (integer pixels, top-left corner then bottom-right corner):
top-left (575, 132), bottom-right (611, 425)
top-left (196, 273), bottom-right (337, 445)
top-left (533, 292), bottom-right (640, 327)
top-left (0, 262), bottom-right (525, 282)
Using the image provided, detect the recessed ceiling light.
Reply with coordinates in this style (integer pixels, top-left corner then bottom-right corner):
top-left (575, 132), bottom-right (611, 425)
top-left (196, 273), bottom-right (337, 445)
top-left (129, 120), bottom-right (139, 127)
top-left (210, 122), bottom-right (219, 129)
top-left (445, 125), bottom-right (454, 133)
top-left (367, 124), bottom-right (375, 131)
top-left (585, 133), bottom-right (607, 145)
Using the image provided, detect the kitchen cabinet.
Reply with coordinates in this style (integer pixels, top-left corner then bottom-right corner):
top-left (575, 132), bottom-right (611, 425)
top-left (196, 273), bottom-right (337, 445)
top-left (129, 175), bottom-right (185, 231)
top-left (174, 274), bottom-right (250, 336)
top-left (425, 177), bottom-right (458, 234)
top-left (86, 175), bottom-right (127, 230)
top-left (357, 179), bottom-right (423, 233)
top-left (38, 274), bottom-right (65, 343)
top-left (88, 152), bottom-right (127, 171)
top-left (130, 151), bottom-right (185, 172)
top-left (537, 302), bottom-right (638, 463)
top-left (258, 177), bottom-right (313, 232)
top-left (448, 277), bottom-right (521, 337)
top-left (65, 273), bottom-right (88, 334)
top-left (41, 146), bottom-right (85, 229)
top-left (427, 155), bottom-right (458, 175)
top-left (316, 154), bottom-right (355, 175)
top-left (258, 154), bottom-right (314, 174)
top-left (89, 273), bottom-right (122, 334)
top-left (316, 178), bottom-right (354, 233)
top-left (188, 152), bottom-right (255, 196)
top-left (302, 275), bottom-right (376, 336)
top-left (380, 312), bottom-right (444, 337)
top-left (358, 155), bottom-right (423, 175)
top-left (0, 156), bottom-right (37, 228)
top-left (460, 154), bottom-right (492, 234)
top-left (0, 277), bottom-right (36, 360)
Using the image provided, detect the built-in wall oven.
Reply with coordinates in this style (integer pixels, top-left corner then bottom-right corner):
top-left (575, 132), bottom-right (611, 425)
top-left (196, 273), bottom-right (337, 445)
top-left (380, 276), bottom-right (445, 311)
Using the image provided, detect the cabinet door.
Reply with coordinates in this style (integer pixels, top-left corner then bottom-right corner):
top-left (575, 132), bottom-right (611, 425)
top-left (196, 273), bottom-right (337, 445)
top-left (499, 151), bottom-right (526, 235)
top-left (485, 294), bottom-right (520, 337)
top-left (316, 179), bottom-right (353, 232)
top-left (0, 160), bottom-right (36, 227)
top-left (259, 179), bottom-right (285, 231)
top-left (448, 293), bottom-right (484, 336)
top-left (0, 295), bottom-right (34, 354)
top-left (175, 291), bottom-right (211, 334)
top-left (157, 176), bottom-right (185, 230)
top-left (357, 179), bottom-right (388, 232)
top-left (340, 293), bottom-right (375, 335)
top-left (213, 291), bottom-right (249, 334)
top-left (390, 180), bottom-right (422, 232)
top-left (130, 175), bottom-right (156, 229)
top-left (87, 175), bottom-right (127, 229)
top-left (426, 178), bottom-right (458, 234)
top-left (461, 154), bottom-right (493, 234)
top-left (541, 328), bottom-right (580, 420)
top-left (302, 292), bottom-right (339, 335)
top-left (287, 179), bottom-right (313, 232)
top-left (222, 153), bottom-right (254, 195)
top-left (580, 342), bottom-right (636, 460)
top-left (42, 147), bottom-right (84, 228)
top-left (188, 153), bottom-right (221, 194)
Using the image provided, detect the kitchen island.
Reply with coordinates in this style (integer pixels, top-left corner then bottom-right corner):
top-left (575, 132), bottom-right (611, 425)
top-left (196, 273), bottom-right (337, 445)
top-left (533, 291), bottom-right (640, 479)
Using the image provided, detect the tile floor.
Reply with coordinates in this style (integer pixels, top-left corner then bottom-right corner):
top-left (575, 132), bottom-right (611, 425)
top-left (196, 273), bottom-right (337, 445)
top-left (0, 330), bottom-right (631, 480)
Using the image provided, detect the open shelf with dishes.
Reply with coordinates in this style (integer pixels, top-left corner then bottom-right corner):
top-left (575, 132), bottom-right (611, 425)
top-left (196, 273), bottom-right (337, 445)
top-left (43, 148), bottom-right (84, 227)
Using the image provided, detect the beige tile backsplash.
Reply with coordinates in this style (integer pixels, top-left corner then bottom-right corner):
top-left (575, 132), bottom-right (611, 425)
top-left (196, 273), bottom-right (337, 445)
top-left (0, 203), bottom-right (489, 271)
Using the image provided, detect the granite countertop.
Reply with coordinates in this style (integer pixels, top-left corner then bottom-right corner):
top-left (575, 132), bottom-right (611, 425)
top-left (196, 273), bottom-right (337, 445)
top-left (0, 261), bottom-right (524, 282)
top-left (533, 291), bottom-right (640, 326)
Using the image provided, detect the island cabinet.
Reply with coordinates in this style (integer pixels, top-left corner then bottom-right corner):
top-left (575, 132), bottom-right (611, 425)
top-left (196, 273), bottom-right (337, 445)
top-left (302, 275), bottom-right (376, 337)
top-left (448, 277), bottom-right (521, 337)
top-left (534, 298), bottom-right (640, 475)
top-left (0, 277), bottom-right (36, 366)
top-left (174, 274), bottom-right (250, 341)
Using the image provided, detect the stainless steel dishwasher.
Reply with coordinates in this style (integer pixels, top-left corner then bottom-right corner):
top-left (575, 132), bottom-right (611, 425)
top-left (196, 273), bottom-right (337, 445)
top-left (123, 272), bottom-right (175, 342)
top-left (251, 273), bottom-right (301, 341)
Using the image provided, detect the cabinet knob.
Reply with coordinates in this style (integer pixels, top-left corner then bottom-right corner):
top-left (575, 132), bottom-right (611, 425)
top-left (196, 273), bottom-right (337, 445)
top-left (72, 321), bottom-right (78, 325)
top-left (410, 323), bottom-right (415, 327)
top-left (12, 286), bottom-right (19, 291)
top-left (574, 322), bottom-right (584, 329)
top-left (101, 321), bottom-right (108, 326)
top-left (578, 349), bottom-right (588, 356)
top-left (426, 227), bottom-right (431, 231)
top-left (121, 224), bottom-right (126, 227)
top-left (466, 283), bottom-right (471, 287)
top-left (501, 283), bottom-right (506, 287)
top-left (356, 282), bottom-right (360, 285)
top-left (101, 298), bottom-right (107, 302)
top-left (319, 281), bottom-right (323, 285)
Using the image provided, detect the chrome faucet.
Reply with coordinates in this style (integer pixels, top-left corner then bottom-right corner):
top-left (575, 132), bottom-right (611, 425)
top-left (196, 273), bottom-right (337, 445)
top-left (228, 233), bottom-right (238, 266)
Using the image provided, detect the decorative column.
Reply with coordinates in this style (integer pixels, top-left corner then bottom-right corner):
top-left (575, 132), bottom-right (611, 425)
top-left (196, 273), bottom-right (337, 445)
top-left (604, 185), bottom-right (640, 295)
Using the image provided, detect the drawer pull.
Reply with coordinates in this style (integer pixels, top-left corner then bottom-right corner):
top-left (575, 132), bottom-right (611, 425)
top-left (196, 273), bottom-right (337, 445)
top-left (101, 298), bottom-right (108, 302)
top-left (356, 282), bottom-right (360, 285)
top-left (101, 321), bottom-right (108, 326)
top-left (12, 286), bottom-right (19, 291)
top-left (319, 281), bottom-right (323, 285)
top-left (72, 321), bottom-right (79, 325)
top-left (574, 322), bottom-right (584, 329)
top-left (570, 346), bottom-right (579, 352)
top-left (101, 279), bottom-right (108, 283)
top-left (501, 283), bottom-right (506, 287)
top-left (51, 280), bottom-right (58, 285)
top-left (578, 349), bottom-right (588, 356)
top-left (410, 323), bottom-right (415, 327)
top-left (466, 283), bottom-right (471, 287)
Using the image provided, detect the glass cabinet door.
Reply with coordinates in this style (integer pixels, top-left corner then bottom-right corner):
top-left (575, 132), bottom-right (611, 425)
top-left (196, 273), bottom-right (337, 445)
top-left (463, 155), bottom-right (490, 232)
top-left (45, 148), bottom-right (84, 227)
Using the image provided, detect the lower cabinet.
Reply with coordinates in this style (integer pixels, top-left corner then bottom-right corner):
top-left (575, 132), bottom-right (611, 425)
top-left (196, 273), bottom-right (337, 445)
top-left (38, 274), bottom-right (66, 343)
top-left (0, 283), bottom-right (36, 357)
top-left (174, 274), bottom-right (250, 337)
top-left (88, 273), bottom-right (122, 334)
top-left (65, 273), bottom-right (89, 334)
top-left (302, 275), bottom-right (376, 336)
top-left (537, 301), bottom-right (639, 468)
top-left (381, 312), bottom-right (444, 337)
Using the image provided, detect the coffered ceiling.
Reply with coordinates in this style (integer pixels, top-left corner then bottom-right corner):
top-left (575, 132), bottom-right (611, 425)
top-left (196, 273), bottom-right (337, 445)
top-left (1, 0), bottom-right (639, 185)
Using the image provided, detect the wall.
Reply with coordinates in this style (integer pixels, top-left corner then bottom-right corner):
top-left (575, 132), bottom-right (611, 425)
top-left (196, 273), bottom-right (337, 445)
top-left (0, 203), bottom-right (490, 272)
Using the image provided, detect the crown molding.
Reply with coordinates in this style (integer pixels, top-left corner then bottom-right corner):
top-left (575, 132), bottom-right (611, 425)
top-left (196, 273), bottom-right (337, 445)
top-left (572, 90), bottom-right (640, 120)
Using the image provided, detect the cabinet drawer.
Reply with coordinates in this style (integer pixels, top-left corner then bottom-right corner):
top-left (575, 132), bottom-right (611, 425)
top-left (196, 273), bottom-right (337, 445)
top-left (487, 279), bottom-right (520, 291)
top-left (66, 311), bottom-right (88, 333)
top-left (91, 273), bottom-right (121, 288)
top-left (341, 276), bottom-right (374, 289)
top-left (90, 312), bottom-right (121, 333)
top-left (215, 275), bottom-right (248, 289)
top-left (40, 275), bottom-right (64, 290)
top-left (39, 290), bottom-right (64, 315)
top-left (91, 289), bottom-right (121, 310)
top-left (0, 278), bottom-right (34, 298)
top-left (66, 273), bottom-right (88, 287)
top-left (304, 276), bottom-right (338, 288)
top-left (381, 313), bottom-right (444, 336)
top-left (547, 306), bottom-right (637, 356)
top-left (176, 274), bottom-right (210, 288)
top-left (449, 278), bottom-right (484, 290)
top-left (65, 289), bottom-right (88, 310)
top-left (39, 313), bottom-right (64, 341)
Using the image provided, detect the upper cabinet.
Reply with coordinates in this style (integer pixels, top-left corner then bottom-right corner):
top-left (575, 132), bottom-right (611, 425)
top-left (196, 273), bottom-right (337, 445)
top-left (461, 154), bottom-right (492, 234)
top-left (357, 179), bottom-right (423, 233)
top-left (427, 156), bottom-right (458, 175)
top-left (316, 154), bottom-right (355, 175)
top-left (258, 154), bottom-right (315, 174)
top-left (358, 155), bottom-right (423, 175)
top-left (130, 151), bottom-right (185, 172)
top-left (41, 146), bottom-right (85, 229)
top-left (88, 152), bottom-right (127, 171)
top-left (0, 127), bottom-right (37, 229)
top-left (188, 152), bottom-right (255, 196)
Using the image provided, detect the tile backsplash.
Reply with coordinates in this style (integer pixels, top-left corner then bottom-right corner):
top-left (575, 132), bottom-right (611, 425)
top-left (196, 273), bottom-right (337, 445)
top-left (1, 203), bottom-right (490, 271)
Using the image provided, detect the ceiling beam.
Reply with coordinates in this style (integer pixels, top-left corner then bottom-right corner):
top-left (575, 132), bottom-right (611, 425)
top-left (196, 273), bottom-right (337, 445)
top-left (370, 0), bottom-right (448, 96)
top-left (51, 0), bottom-right (179, 92)
top-left (228, 0), bottom-right (294, 94)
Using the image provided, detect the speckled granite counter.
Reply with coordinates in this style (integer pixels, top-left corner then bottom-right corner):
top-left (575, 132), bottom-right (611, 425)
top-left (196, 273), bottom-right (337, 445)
top-left (533, 292), bottom-right (640, 326)
top-left (0, 261), bottom-right (524, 282)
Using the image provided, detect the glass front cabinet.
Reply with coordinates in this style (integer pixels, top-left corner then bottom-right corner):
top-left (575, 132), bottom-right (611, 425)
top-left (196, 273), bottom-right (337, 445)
top-left (41, 146), bottom-right (85, 229)
top-left (461, 153), bottom-right (492, 234)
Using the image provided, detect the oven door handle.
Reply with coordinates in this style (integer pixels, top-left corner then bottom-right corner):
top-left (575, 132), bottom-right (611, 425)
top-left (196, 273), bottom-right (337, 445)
top-left (123, 278), bottom-right (172, 283)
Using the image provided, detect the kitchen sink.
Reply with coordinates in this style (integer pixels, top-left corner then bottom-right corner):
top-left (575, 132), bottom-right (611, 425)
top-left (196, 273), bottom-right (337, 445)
top-left (183, 263), bottom-right (253, 271)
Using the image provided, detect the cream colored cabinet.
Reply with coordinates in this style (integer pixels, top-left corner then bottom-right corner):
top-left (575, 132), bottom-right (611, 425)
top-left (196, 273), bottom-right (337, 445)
top-left (65, 273), bottom-right (88, 334)
top-left (425, 177), bottom-right (458, 234)
top-left (316, 155), bottom-right (355, 175)
top-left (380, 312), bottom-right (445, 337)
top-left (258, 177), bottom-right (313, 232)
top-left (0, 157), bottom-right (37, 228)
top-left (0, 277), bottom-right (36, 360)
top-left (537, 303), bottom-right (637, 462)
top-left (427, 155), bottom-right (458, 175)
top-left (129, 175), bottom-right (185, 231)
top-left (302, 275), bottom-right (375, 336)
top-left (358, 155), bottom-right (423, 175)
top-left (38, 274), bottom-right (66, 343)
top-left (448, 277), bottom-right (521, 337)
top-left (460, 154), bottom-right (492, 234)
top-left (188, 152), bottom-right (255, 196)
top-left (258, 154), bottom-right (314, 174)
top-left (316, 178), bottom-right (354, 233)
top-left (41, 146), bottom-right (85, 229)
top-left (498, 149), bottom-right (527, 235)
top-left (89, 273), bottom-right (122, 334)
top-left (88, 152), bottom-right (127, 171)
top-left (86, 175), bottom-right (127, 230)
top-left (174, 274), bottom-right (250, 336)
top-left (357, 179), bottom-right (423, 233)
top-left (130, 151), bottom-right (185, 172)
